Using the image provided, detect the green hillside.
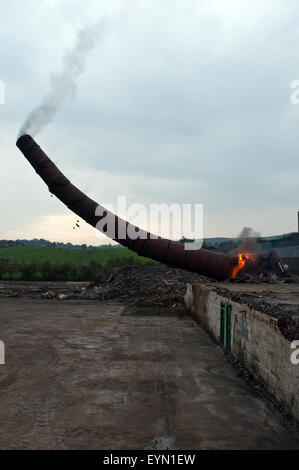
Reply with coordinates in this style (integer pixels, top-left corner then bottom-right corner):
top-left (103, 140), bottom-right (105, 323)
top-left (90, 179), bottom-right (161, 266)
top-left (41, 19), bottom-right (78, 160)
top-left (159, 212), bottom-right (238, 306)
top-left (0, 246), bottom-right (152, 267)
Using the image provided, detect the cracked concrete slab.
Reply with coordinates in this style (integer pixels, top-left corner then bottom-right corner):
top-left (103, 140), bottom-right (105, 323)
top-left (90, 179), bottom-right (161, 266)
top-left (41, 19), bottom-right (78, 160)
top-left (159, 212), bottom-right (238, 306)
top-left (0, 298), bottom-right (298, 450)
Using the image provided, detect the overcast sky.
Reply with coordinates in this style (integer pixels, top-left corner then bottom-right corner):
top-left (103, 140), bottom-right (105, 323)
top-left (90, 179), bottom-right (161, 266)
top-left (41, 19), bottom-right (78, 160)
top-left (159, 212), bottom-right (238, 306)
top-left (1, 0), bottom-right (299, 245)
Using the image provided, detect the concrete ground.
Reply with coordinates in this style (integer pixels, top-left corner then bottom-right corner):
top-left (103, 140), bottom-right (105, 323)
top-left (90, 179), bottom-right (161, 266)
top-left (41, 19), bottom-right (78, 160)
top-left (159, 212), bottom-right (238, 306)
top-left (0, 298), bottom-right (298, 450)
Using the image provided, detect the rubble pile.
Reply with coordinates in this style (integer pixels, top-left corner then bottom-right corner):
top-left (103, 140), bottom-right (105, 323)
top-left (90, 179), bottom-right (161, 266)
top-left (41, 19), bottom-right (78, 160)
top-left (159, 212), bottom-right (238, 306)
top-left (0, 282), bottom-right (86, 299)
top-left (0, 265), bottom-right (208, 309)
top-left (81, 264), bottom-right (208, 308)
top-left (216, 286), bottom-right (299, 341)
top-left (227, 271), bottom-right (299, 284)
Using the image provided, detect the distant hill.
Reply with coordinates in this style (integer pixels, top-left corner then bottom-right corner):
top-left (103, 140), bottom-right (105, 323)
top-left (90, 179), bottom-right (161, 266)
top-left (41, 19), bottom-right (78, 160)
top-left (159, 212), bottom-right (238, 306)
top-left (204, 237), bottom-right (240, 247)
top-left (0, 238), bottom-right (121, 250)
top-left (1, 233), bottom-right (296, 251)
top-left (180, 234), bottom-right (297, 252)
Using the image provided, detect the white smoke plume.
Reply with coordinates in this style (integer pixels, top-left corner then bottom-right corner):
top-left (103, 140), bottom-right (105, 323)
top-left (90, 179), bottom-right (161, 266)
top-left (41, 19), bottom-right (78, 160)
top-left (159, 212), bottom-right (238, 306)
top-left (18, 20), bottom-right (107, 138)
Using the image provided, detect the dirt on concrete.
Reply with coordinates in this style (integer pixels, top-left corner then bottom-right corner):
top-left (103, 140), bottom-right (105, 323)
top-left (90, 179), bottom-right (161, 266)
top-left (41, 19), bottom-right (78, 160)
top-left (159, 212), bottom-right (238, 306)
top-left (0, 298), bottom-right (298, 450)
top-left (0, 265), bottom-right (208, 309)
top-left (0, 264), bottom-right (298, 339)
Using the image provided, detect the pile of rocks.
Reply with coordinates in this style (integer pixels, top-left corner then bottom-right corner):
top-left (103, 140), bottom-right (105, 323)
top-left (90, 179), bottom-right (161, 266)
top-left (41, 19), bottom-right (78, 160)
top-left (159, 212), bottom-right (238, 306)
top-left (80, 264), bottom-right (207, 308)
top-left (215, 286), bottom-right (299, 341)
top-left (227, 271), bottom-right (299, 284)
top-left (0, 265), bottom-right (208, 310)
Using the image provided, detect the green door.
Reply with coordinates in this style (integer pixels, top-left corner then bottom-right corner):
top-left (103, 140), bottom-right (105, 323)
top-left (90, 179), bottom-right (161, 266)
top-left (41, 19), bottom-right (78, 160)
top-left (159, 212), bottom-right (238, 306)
top-left (225, 304), bottom-right (231, 349)
top-left (220, 302), bottom-right (226, 345)
top-left (220, 302), bottom-right (232, 349)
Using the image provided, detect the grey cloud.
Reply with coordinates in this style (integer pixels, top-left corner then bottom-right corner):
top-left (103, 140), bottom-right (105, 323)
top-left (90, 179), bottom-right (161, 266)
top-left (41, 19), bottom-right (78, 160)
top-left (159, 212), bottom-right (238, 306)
top-left (1, 0), bottom-right (299, 241)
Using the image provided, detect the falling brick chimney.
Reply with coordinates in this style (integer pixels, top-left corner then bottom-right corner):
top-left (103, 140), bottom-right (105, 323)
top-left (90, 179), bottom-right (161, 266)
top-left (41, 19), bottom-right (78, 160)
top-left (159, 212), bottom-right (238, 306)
top-left (16, 134), bottom-right (238, 281)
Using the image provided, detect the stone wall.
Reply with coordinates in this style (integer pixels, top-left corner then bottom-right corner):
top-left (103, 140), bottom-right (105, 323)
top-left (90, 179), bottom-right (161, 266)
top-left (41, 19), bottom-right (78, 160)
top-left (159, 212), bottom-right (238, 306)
top-left (185, 284), bottom-right (299, 421)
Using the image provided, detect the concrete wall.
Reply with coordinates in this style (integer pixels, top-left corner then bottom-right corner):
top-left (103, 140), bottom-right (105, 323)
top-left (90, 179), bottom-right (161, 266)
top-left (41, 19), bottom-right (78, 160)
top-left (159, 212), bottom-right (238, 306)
top-left (185, 284), bottom-right (299, 421)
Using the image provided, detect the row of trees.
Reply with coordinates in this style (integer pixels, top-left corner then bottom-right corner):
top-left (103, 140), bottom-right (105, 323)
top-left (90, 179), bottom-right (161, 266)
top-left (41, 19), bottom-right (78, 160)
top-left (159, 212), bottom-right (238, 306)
top-left (0, 256), bottom-right (154, 281)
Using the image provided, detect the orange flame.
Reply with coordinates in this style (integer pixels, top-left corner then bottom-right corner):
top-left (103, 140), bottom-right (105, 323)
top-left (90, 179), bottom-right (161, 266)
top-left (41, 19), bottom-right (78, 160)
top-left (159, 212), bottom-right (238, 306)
top-left (231, 252), bottom-right (255, 278)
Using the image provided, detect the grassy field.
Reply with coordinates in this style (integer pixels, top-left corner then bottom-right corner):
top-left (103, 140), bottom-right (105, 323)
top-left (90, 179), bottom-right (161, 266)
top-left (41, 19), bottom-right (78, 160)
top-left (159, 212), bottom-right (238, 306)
top-left (0, 246), bottom-right (152, 267)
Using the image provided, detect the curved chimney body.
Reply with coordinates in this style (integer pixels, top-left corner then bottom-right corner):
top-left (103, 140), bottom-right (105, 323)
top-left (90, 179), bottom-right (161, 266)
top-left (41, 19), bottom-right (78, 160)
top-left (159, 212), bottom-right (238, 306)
top-left (16, 134), bottom-right (236, 280)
